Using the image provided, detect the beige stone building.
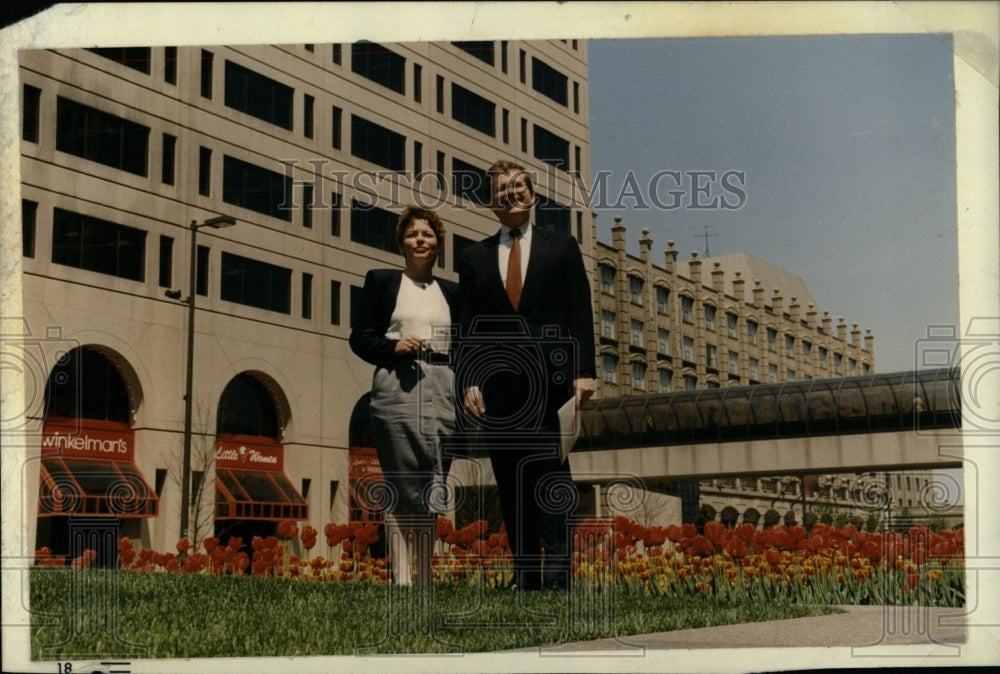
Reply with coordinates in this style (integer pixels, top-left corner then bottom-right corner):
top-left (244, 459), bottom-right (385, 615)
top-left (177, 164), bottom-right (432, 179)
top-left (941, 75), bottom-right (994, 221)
top-left (592, 216), bottom-right (874, 397)
top-left (17, 41), bottom-right (592, 558)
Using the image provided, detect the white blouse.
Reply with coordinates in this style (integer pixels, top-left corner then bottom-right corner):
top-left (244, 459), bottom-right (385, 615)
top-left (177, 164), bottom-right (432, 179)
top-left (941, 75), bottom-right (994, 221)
top-left (384, 276), bottom-right (452, 352)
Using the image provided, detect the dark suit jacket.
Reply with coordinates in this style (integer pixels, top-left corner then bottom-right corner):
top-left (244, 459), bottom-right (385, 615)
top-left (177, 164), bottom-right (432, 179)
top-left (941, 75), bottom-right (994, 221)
top-left (456, 226), bottom-right (596, 428)
top-left (349, 268), bottom-right (459, 368)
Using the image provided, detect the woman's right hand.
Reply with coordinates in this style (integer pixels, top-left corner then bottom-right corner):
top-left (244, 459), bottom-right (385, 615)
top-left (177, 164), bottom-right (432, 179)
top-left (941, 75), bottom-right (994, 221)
top-left (394, 335), bottom-right (427, 356)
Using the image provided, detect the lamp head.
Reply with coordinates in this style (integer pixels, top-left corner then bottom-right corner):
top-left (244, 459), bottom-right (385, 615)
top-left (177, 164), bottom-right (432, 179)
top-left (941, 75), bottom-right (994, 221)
top-left (202, 215), bottom-right (236, 228)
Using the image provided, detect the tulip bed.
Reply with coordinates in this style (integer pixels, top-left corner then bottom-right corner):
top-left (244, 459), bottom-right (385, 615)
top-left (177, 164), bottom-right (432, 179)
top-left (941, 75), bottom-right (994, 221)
top-left (36, 515), bottom-right (964, 607)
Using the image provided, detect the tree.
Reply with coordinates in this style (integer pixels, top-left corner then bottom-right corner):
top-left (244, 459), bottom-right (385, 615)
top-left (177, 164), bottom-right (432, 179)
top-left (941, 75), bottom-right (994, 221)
top-left (168, 397), bottom-right (218, 550)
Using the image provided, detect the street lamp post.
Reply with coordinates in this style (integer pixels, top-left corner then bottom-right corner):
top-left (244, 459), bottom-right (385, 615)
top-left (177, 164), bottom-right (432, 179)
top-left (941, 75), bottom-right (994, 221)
top-left (171, 215), bottom-right (236, 543)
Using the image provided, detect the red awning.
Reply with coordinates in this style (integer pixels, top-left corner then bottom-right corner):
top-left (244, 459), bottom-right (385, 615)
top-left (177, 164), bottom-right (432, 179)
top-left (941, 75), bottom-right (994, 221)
top-left (215, 468), bottom-right (308, 521)
top-left (38, 457), bottom-right (158, 518)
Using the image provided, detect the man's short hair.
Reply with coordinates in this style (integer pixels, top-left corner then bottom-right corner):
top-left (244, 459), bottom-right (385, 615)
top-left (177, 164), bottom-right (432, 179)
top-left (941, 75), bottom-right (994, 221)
top-left (486, 159), bottom-right (535, 196)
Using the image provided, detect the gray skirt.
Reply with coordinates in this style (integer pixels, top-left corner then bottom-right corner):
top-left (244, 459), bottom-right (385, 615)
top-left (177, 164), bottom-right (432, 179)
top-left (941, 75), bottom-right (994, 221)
top-left (368, 359), bottom-right (455, 514)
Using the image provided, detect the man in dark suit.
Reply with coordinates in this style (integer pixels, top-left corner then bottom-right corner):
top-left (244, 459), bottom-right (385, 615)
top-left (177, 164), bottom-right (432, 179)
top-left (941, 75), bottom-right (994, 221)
top-left (455, 159), bottom-right (596, 591)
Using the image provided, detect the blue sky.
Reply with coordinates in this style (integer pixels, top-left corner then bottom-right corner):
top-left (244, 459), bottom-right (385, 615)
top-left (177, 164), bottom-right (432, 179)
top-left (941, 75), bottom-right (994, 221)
top-left (587, 34), bottom-right (958, 374)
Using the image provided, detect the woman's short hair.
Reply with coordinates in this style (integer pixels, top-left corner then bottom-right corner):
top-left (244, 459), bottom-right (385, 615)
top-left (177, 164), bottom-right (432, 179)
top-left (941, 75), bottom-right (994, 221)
top-left (396, 205), bottom-right (445, 254)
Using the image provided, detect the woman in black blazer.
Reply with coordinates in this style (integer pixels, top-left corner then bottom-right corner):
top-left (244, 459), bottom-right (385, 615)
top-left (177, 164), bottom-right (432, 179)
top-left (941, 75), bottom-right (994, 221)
top-left (349, 205), bottom-right (458, 586)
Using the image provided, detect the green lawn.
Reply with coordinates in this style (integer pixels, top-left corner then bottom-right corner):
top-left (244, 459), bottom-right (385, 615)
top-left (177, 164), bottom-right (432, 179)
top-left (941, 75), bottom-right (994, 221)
top-left (30, 568), bottom-right (841, 659)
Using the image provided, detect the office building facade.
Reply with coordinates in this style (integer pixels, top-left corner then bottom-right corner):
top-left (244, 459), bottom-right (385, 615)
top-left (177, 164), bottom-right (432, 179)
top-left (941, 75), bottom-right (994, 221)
top-left (18, 41), bottom-right (592, 557)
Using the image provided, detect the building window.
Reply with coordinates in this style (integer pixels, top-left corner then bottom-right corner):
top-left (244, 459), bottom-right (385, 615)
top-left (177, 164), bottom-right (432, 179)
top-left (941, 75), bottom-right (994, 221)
top-left (862, 363), bottom-right (870, 375)
top-left (704, 304), bottom-right (716, 331)
top-left (330, 280), bottom-right (341, 325)
top-left (728, 350), bottom-right (739, 374)
top-left (768, 364), bottom-right (778, 383)
top-left (451, 83), bottom-right (495, 137)
top-left (351, 42), bottom-right (405, 94)
top-left (198, 146), bottom-right (212, 196)
top-left (158, 235), bottom-right (173, 288)
top-left (224, 60), bottom-right (294, 130)
top-left (747, 319), bottom-right (758, 345)
top-left (330, 191), bottom-right (342, 237)
top-left (161, 133), bottom-right (176, 185)
top-left (196, 245), bottom-right (209, 296)
top-left (350, 198), bottom-right (398, 254)
top-left (436, 75), bottom-right (444, 114)
top-left (632, 362), bottom-right (647, 391)
top-left (630, 319), bottom-right (644, 348)
top-left (303, 94), bottom-right (314, 139)
top-left (727, 312), bottom-right (738, 338)
top-left (785, 334), bottom-right (795, 357)
top-left (520, 117), bottom-right (528, 153)
top-left (453, 41), bottom-right (494, 66)
top-left (600, 264), bottom-right (615, 295)
top-left (682, 336), bottom-right (694, 362)
top-left (834, 352), bottom-right (843, 374)
top-left (573, 81), bottom-right (580, 114)
top-left (601, 310), bottom-right (616, 339)
top-left (350, 115), bottom-right (405, 171)
top-left (332, 43), bottom-right (342, 65)
top-left (681, 295), bottom-right (694, 323)
top-left (331, 106), bottom-right (342, 150)
top-left (534, 195), bottom-right (570, 234)
top-left (164, 47), bottom-right (177, 84)
top-left (501, 41), bottom-right (508, 73)
top-left (22, 200), bottom-right (37, 258)
top-left (849, 358), bottom-right (857, 375)
top-left (413, 140), bottom-right (423, 175)
top-left (519, 49), bottom-right (526, 84)
top-left (452, 158), bottom-right (488, 206)
top-left (502, 108), bottom-right (509, 144)
top-left (787, 369), bottom-right (796, 381)
top-left (602, 354), bottom-right (618, 384)
top-left (412, 63), bottom-right (422, 103)
top-left (531, 56), bottom-right (567, 106)
top-left (302, 272), bottom-right (313, 319)
top-left (657, 329), bottom-right (670, 355)
top-left (22, 84), bottom-right (41, 143)
top-left (659, 369), bottom-right (672, 392)
top-left (88, 47), bottom-right (151, 74)
top-left (52, 208), bottom-right (146, 282)
top-left (683, 375), bottom-right (697, 391)
top-left (436, 151), bottom-right (445, 190)
top-left (629, 276), bottom-right (644, 305)
top-left (749, 357), bottom-right (759, 380)
top-left (222, 155), bottom-right (293, 221)
top-left (200, 49), bottom-right (213, 98)
top-left (533, 123), bottom-right (569, 170)
top-left (56, 97), bottom-right (149, 177)
top-left (766, 327), bottom-right (777, 352)
top-left (802, 340), bottom-right (812, 361)
top-left (302, 183), bottom-right (313, 229)
top-left (221, 252), bottom-right (291, 314)
top-left (706, 344), bottom-right (718, 369)
top-left (655, 286), bottom-right (670, 314)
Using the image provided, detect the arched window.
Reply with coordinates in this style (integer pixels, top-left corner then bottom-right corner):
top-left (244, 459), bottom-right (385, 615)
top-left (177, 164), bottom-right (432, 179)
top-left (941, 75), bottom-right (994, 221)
top-left (217, 373), bottom-right (280, 438)
top-left (45, 347), bottom-right (130, 422)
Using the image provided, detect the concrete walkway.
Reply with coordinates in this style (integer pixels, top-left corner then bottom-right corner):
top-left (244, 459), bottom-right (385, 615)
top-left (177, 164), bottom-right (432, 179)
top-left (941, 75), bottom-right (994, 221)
top-left (506, 606), bottom-right (968, 652)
